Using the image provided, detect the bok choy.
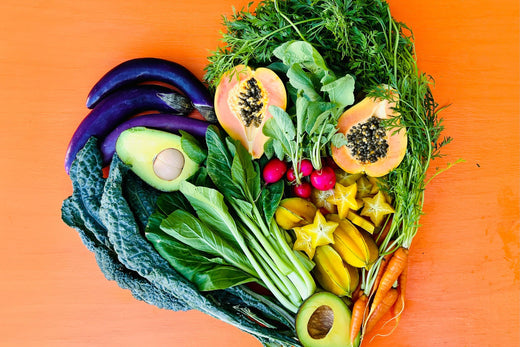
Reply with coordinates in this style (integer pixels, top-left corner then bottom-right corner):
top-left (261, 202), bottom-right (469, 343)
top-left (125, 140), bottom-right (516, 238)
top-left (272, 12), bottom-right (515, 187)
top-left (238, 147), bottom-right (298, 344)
top-left (147, 126), bottom-right (316, 313)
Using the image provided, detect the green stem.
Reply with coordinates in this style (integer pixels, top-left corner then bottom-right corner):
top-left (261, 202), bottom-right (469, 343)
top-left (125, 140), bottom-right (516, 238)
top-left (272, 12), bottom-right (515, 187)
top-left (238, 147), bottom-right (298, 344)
top-left (233, 203), bottom-right (293, 275)
top-left (271, 220), bottom-right (316, 300)
top-left (237, 233), bottom-right (299, 313)
top-left (238, 286), bottom-right (296, 330)
top-left (244, 230), bottom-right (302, 306)
top-left (274, 0), bottom-right (308, 42)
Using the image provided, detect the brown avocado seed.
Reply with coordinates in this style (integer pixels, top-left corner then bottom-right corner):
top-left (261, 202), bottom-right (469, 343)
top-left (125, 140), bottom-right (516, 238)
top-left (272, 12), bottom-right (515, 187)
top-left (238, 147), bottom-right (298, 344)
top-left (307, 305), bottom-right (334, 339)
top-left (153, 148), bottom-right (185, 181)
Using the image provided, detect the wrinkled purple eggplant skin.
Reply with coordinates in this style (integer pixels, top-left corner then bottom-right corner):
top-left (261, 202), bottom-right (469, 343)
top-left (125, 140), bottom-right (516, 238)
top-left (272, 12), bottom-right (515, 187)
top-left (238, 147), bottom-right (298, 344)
top-left (65, 85), bottom-right (193, 174)
top-left (86, 58), bottom-right (216, 122)
top-left (100, 113), bottom-right (210, 164)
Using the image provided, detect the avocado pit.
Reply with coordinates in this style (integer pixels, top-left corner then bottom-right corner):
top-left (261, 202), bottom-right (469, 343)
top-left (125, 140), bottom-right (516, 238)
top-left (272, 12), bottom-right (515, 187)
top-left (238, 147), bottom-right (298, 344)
top-left (307, 305), bottom-right (334, 339)
top-left (153, 148), bottom-right (185, 181)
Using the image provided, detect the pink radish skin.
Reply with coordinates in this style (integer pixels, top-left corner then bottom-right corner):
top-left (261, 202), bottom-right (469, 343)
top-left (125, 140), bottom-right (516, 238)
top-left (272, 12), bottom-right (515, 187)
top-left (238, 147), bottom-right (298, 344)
top-left (310, 167), bottom-right (336, 191)
top-left (287, 159), bottom-right (313, 183)
top-left (293, 182), bottom-right (312, 199)
top-left (299, 159), bottom-right (314, 176)
top-left (263, 159), bottom-right (288, 183)
top-left (286, 168), bottom-right (296, 182)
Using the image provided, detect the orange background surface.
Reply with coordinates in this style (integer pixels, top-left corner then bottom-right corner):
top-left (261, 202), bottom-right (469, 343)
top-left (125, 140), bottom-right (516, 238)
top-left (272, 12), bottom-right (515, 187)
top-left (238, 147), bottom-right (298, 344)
top-left (1, 0), bottom-right (519, 346)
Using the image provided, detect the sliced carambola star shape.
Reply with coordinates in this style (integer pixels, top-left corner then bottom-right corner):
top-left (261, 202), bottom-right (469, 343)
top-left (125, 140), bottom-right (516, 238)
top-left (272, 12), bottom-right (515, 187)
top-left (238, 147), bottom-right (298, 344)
top-left (361, 190), bottom-right (395, 226)
top-left (326, 182), bottom-right (359, 219)
top-left (292, 210), bottom-right (338, 259)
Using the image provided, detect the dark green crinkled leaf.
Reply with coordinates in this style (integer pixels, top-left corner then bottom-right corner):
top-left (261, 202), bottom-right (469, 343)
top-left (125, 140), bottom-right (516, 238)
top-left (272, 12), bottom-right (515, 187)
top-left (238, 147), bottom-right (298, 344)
top-left (67, 138), bottom-right (111, 249)
top-left (62, 195), bottom-right (100, 253)
top-left (63, 203), bottom-right (188, 311)
top-left (61, 141), bottom-right (188, 311)
top-left (122, 170), bottom-right (160, 229)
top-left (62, 137), bottom-right (300, 347)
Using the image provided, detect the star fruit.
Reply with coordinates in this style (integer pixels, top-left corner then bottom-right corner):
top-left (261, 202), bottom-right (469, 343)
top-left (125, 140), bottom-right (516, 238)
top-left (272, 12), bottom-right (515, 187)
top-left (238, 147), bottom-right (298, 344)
top-left (361, 190), bottom-right (395, 226)
top-left (326, 182), bottom-right (359, 219)
top-left (292, 210), bottom-right (338, 259)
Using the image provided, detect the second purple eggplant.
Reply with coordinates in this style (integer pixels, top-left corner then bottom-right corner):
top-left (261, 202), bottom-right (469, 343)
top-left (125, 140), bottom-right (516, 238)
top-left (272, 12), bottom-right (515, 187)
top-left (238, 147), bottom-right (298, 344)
top-left (100, 113), bottom-right (210, 165)
top-left (86, 58), bottom-right (217, 122)
top-left (65, 84), bottom-right (193, 174)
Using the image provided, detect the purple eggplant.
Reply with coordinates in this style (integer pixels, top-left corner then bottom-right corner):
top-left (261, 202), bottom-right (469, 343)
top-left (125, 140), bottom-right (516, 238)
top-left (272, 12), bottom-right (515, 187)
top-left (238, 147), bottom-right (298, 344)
top-left (65, 85), bottom-right (194, 174)
top-left (86, 58), bottom-right (216, 122)
top-left (100, 113), bottom-right (210, 164)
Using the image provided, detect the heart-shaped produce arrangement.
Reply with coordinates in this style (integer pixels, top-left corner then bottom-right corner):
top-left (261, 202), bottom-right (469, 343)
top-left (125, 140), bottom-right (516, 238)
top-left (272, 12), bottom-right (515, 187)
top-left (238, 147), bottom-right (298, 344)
top-left (62, 1), bottom-right (454, 346)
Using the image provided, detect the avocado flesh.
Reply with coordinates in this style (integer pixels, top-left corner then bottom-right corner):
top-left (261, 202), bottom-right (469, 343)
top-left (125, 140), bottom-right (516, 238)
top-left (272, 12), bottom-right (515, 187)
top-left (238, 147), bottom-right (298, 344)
top-left (115, 127), bottom-right (199, 192)
top-left (296, 292), bottom-right (353, 347)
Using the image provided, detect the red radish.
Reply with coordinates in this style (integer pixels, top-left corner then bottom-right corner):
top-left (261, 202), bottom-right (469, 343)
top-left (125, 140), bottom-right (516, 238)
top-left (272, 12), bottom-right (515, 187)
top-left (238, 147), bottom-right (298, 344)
top-left (286, 167), bottom-right (296, 182)
top-left (299, 159), bottom-right (314, 176)
top-left (293, 182), bottom-right (312, 198)
top-left (310, 167), bottom-right (336, 190)
top-left (262, 158), bottom-right (288, 183)
top-left (287, 159), bottom-right (313, 183)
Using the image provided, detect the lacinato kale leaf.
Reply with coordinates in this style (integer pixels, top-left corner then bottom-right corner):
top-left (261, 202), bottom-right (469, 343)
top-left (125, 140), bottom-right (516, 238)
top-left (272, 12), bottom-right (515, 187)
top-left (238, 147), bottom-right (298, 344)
top-left (62, 137), bottom-right (301, 347)
top-left (66, 138), bottom-right (111, 249)
top-left (122, 170), bottom-right (160, 230)
top-left (61, 138), bottom-right (188, 311)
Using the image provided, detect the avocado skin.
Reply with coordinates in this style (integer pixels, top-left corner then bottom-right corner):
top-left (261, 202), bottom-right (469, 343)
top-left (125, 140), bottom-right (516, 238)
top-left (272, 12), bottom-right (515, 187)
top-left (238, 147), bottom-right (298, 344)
top-left (115, 127), bottom-right (199, 192)
top-left (296, 292), bottom-right (353, 347)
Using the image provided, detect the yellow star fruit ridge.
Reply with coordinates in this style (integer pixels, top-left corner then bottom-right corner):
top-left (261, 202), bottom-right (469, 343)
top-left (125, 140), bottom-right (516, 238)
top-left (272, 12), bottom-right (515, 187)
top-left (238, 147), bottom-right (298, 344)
top-left (361, 190), bottom-right (395, 226)
top-left (356, 176), bottom-right (373, 198)
top-left (326, 182), bottom-right (359, 219)
top-left (292, 210), bottom-right (338, 259)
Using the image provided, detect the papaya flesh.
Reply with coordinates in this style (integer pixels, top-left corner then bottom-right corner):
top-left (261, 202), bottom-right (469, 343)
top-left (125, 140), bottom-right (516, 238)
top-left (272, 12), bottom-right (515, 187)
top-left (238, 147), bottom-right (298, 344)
top-left (214, 65), bottom-right (287, 158)
top-left (331, 91), bottom-right (407, 177)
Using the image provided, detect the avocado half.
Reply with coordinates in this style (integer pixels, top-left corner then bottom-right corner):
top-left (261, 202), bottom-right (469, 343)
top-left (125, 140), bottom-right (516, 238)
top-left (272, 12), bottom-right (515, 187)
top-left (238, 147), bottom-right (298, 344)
top-left (115, 127), bottom-right (199, 192)
top-left (296, 292), bottom-right (354, 347)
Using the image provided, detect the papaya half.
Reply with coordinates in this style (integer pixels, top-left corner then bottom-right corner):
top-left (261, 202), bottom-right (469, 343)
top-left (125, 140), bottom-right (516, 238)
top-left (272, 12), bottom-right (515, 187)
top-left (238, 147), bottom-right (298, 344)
top-left (214, 65), bottom-right (287, 158)
top-left (331, 90), bottom-right (407, 177)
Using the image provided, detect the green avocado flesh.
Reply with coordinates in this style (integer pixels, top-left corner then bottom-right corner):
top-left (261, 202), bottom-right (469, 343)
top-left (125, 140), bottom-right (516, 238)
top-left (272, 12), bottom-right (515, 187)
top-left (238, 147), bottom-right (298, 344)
top-left (115, 127), bottom-right (199, 192)
top-left (296, 292), bottom-right (353, 347)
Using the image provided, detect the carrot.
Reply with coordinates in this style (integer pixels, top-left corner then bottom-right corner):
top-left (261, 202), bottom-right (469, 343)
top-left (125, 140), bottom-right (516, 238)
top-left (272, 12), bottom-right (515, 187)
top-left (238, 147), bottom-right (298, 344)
top-left (364, 287), bottom-right (399, 333)
top-left (370, 247), bottom-right (408, 312)
top-left (391, 258), bottom-right (408, 323)
top-left (349, 293), bottom-right (368, 344)
top-left (370, 252), bottom-right (390, 297)
top-left (351, 281), bottom-right (362, 302)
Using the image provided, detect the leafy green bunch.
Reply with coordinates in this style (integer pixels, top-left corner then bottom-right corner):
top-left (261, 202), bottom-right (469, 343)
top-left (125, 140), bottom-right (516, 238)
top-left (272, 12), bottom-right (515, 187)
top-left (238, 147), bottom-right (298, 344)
top-left (262, 41), bottom-right (355, 179)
